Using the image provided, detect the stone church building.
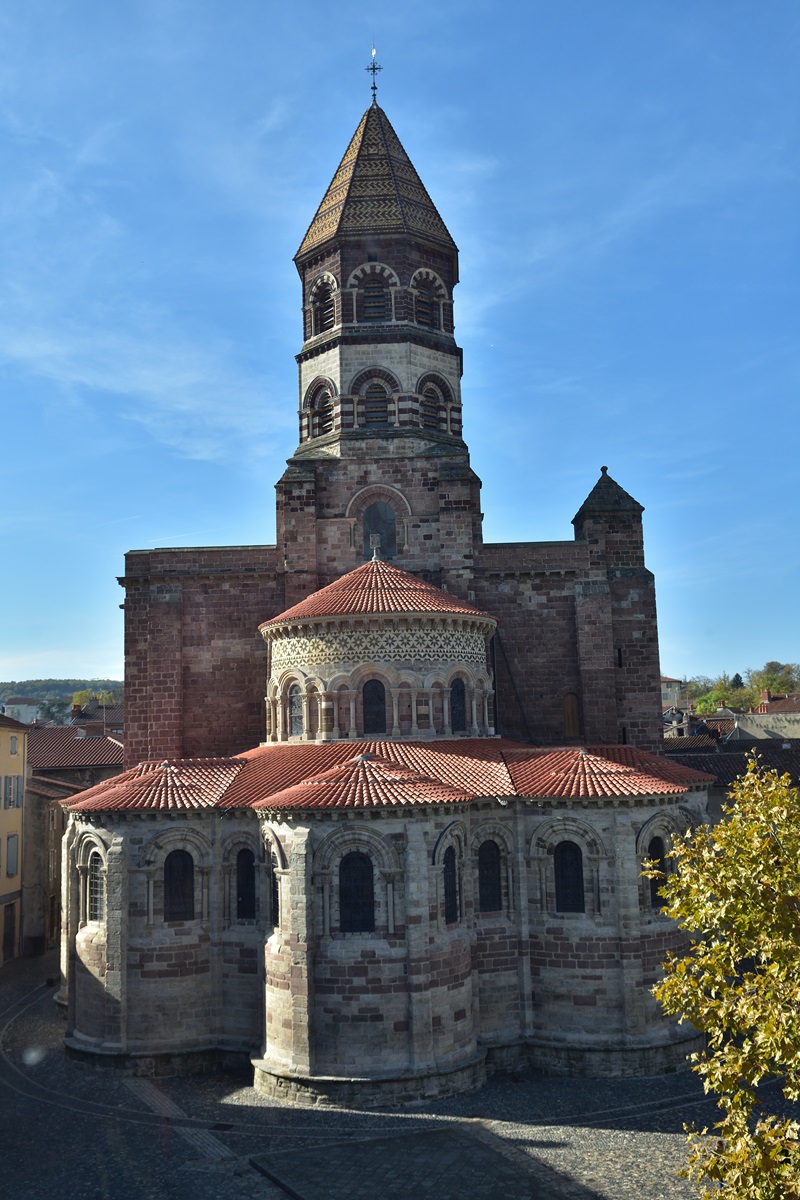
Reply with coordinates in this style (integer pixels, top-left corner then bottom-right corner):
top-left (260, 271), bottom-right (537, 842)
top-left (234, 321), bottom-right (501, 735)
top-left (60, 98), bottom-right (711, 1105)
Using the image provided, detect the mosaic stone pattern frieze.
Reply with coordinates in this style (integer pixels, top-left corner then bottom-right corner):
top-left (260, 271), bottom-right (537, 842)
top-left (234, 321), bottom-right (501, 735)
top-left (270, 625), bottom-right (488, 674)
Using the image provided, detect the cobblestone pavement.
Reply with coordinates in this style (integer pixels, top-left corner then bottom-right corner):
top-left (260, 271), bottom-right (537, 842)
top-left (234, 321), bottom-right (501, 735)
top-left (0, 952), bottom-right (724, 1199)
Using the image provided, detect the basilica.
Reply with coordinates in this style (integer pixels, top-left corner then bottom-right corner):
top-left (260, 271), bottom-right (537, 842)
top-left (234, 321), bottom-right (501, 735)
top-left (60, 95), bottom-right (711, 1105)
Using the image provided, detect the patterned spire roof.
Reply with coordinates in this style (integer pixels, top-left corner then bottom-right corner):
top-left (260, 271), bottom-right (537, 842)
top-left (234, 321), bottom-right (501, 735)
top-left (296, 104), bottom-right (457, 258)
top-left (259, 558), bottom-right (494, 629)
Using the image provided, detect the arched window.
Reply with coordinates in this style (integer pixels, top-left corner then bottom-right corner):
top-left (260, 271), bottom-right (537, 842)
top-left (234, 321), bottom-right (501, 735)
top-left (362, 501), bottom-right (397, 559)
top-left (312, 390), bottom-right (334, 437)
top-left (87, 850), bottom-right (105, 923)
top-left (554, 841), bottom-right (584, 913)
top-left (648, 836), bottom-right (666, 910)
top-left (313, 283), bottom-right (335, 335)
top-left (478, 840), bottom-right (502, 913)
top-left (443, 845), bottom-right (459, 924)
top-left (340, 851), bottom-right (374, 932)
top-left (288, 684), bottom-right (303, 738)
top-left (363, 679), bottom-right (386, 735)
top-left (236, 848), bottom-right (256, 920)
top-left (451, 678), bottom-right (467, 733)
top-left (563, 693), bottom-right (581, 738)
top-left (164, 849), bottom-right (194, 922)
top-left (420, 386), bottom-right (441, 430)
top-left (363, 382), bottom-right (389, 426)
top-left (362, 281), bottom-right (387, 322)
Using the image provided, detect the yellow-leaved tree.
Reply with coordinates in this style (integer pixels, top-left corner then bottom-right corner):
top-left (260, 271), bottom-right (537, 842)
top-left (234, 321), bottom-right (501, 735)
top-left (648, 761), bottom-right (800, 1198)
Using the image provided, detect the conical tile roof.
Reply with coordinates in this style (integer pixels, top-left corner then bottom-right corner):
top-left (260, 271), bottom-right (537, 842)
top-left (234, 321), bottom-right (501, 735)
top-left (67, 758), bottom-right (246, 812)
top-left (253, 752), bottom-right (473, 811)
top-left (296, 104), bottom-right (456, 258)
top-left (259, 558), bottom-right (494, 629)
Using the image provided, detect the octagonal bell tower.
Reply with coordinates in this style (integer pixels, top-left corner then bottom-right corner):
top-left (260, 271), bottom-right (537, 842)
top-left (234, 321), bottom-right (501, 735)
top-left (276, 93), bottom-right (484, 609)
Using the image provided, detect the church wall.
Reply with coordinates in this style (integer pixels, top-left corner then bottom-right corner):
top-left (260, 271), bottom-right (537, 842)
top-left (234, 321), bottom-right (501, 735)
top-left (121, 546), bottom-right (283, 766)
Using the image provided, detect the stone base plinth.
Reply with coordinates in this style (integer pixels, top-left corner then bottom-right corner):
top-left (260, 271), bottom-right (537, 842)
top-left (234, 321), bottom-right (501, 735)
top-left (251, 1053), bottom-right (487, 1108)
top-left (525, 1031), bottom-right (704, 1078)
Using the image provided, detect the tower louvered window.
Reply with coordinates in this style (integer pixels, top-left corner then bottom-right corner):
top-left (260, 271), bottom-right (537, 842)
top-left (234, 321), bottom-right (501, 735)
top-left (313, 391), bottom-right (334, 437)
top-left (313, 284), bottom-right (335, 334)
top-left (415, 284), bottom-right (437, 328)
top-left (421, 386), bottom-right (440, 430)
top-left (363, 383), bottom-right (388, 425)
top-left (362, 282), bottom-right (387, 321)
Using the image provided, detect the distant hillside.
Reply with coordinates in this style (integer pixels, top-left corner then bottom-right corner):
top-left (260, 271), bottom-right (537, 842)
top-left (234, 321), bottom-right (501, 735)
top-left (0, 679), bottom-right (123, 704)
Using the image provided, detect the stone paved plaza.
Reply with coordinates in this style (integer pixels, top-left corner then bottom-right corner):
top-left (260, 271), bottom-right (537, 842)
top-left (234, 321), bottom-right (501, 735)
top-left (1, 951), bottom-right (724, 1199)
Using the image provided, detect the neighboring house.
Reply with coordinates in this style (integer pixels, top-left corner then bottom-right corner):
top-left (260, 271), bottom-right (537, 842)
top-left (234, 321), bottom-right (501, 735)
top-left (660, 677), bottom-right (685, 709)
top-left (23, 726), bottom-right (124, 955)
top-left (756, 691), bottom-right (800, 715)
top-left (69, 698), bottom-right (124, 737)
top-left (0, 714), bottom-right (27, 965)
top-left (2, 697), bottom-right (41, 724)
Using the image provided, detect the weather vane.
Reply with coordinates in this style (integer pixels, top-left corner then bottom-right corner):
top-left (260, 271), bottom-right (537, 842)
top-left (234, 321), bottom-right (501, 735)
top-left (365, 43), bottom-right (382, 103)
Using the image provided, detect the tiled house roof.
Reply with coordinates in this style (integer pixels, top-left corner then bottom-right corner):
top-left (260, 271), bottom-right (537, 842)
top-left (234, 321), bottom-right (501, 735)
top-left (260, 558), bottom-right (493, 628)
top-left (28, 726), bottom-right (124, 769)
top-left (296, 104), bottom-right (456, 258)
top-left (0, 713), bottom-right (28, 731)
top-left (66, 741), bottom-right (713, 813)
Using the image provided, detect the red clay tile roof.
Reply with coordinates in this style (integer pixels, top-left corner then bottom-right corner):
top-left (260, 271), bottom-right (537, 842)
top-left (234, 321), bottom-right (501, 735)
top-left (254, 753), bottom-right (473, 811)
top-left (66, 740), bottom-right (712, 813)
top-left (260, 559), bottom-right (494, 629)
top-left (28, 727), bottom-right (124, 770)
top-left (67, 758), bottom-right (247, 812)
top-left (503, 748), bottom-right (691, 799)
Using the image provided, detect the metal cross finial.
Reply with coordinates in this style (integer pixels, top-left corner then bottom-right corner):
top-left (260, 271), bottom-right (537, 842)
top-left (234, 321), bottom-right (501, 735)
top-left (365, 44), bottom-right (382, 104)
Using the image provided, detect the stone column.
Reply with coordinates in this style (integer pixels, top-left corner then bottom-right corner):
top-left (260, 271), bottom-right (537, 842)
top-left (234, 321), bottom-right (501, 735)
top-left (443, 690), bottom-right (452, 736)
top-left (347, 691), bottom-right (357, 739)
top-left (301, 691), bottom-right (311, 741)
top-left (482, 691), bottom-right (489, 735)
top-left (410, 690), bottom-right (419, 736)
top-left (390, 689), bottom-right (401, 737)
top-left (469, 689), bottom-right (479, 737)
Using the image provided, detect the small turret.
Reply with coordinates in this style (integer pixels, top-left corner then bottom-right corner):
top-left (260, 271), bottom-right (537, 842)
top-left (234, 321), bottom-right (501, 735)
top-left (572, 466), bottom-right (645, 567)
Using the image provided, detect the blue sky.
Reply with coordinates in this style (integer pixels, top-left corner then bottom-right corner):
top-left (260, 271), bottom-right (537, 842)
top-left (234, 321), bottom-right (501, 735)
top-left (0, 1), bottom-right (797, 684)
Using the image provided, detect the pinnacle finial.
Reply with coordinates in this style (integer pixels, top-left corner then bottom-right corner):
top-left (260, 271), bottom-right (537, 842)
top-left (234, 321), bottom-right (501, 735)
top-left (365, 43), bottom-right (382, 104)
top-left (369, 533), bottom-right (382, 561)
